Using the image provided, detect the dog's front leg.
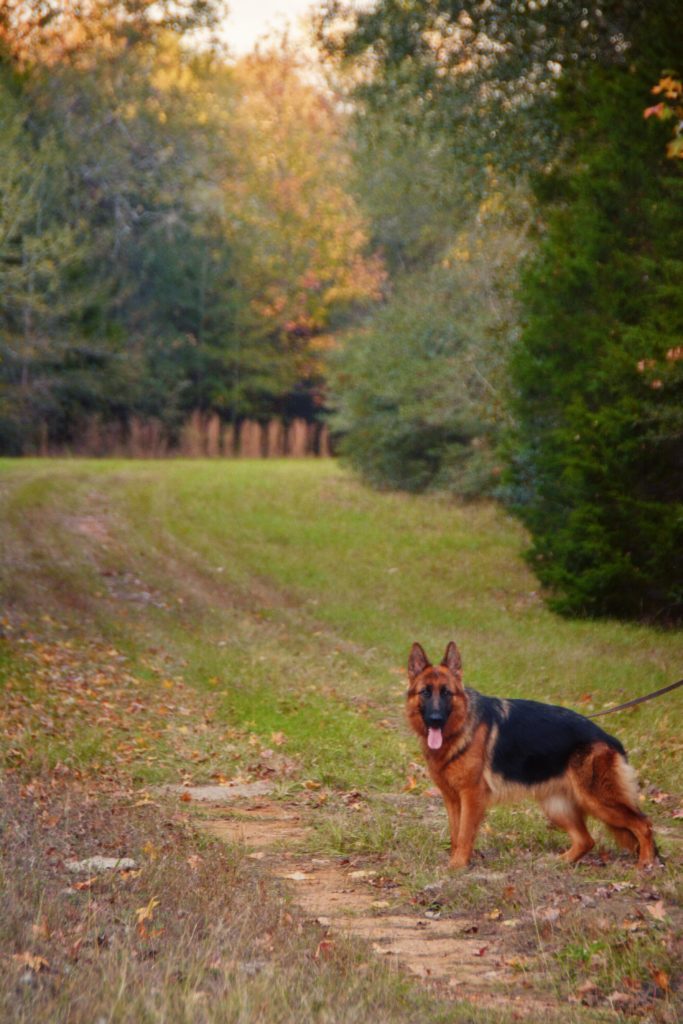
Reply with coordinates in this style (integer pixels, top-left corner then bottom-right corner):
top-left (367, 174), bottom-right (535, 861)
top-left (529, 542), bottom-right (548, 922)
top-left (442, 791), bottom-right (461, 859)
top-left (450, 786), bottom-right (487, 869)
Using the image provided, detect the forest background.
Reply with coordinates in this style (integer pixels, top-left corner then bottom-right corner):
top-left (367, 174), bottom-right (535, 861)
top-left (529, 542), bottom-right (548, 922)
top-left (1, 0), bottom-right (682, 621)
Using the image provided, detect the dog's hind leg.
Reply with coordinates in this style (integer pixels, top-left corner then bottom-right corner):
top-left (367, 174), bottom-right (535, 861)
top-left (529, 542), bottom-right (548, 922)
top-left (605, 825), bottom-right (639, 853)
top-left (541, 794), bottom-right (595, 863)
top-left (570, 744), bottom-right (656, 869)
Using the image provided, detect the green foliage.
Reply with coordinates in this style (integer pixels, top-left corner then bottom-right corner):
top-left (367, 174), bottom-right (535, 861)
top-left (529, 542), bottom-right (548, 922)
top-left (324, 0), bottom-right (683, 616)
top-left (319, 1), bottom-right (647, 184)
top-left (330, 190), bottom-right (530, 496)
top-left (320, 0), bottom-right (556, 497)
top-left (508, 5), bottom-right (683, 621)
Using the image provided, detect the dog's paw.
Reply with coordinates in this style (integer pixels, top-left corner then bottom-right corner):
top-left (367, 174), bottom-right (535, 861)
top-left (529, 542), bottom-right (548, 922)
top-left (448, 853), bottom-right (471, 870)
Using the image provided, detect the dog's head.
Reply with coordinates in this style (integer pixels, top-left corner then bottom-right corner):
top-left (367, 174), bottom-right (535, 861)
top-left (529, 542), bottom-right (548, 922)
top-left (406, 641), bottom-right (465, 751)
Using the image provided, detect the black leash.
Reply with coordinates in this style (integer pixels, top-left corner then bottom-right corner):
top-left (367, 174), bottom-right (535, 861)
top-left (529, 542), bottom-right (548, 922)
top-left (586, 678), bottom-right (683, 719)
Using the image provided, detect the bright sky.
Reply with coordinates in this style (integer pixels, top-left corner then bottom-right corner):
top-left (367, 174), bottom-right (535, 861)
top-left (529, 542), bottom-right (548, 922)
top-left (221, 0), bottom-right (322, 55)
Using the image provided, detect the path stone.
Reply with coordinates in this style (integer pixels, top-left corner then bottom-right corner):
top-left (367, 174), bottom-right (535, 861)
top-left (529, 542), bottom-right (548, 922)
top-left (165, 781), bottom-right (273, 802)
top-left (66, 856), bottom-right (137, 872)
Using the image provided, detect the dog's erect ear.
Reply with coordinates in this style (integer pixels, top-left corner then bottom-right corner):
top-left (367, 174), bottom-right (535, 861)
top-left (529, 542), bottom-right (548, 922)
top-left (408, 642), bottom-right (430, 681)
top-left (441, 641), bottom-right (462, 677)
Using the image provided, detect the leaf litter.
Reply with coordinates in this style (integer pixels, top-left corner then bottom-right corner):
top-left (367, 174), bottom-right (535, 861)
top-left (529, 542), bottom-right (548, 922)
top-left (1, 623), bottom-right (681, 1022)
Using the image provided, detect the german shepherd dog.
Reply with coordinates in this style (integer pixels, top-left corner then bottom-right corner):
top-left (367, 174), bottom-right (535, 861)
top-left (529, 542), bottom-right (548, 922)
top-left (407, 642), bottom-right (656, 869)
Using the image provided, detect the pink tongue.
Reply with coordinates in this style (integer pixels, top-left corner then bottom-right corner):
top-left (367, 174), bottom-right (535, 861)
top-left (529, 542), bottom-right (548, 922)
top-left (428, 728), bottom-right (443, 750)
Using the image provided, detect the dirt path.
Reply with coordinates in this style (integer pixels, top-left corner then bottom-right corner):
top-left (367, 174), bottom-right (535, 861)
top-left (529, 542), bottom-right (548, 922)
top-left (182, 786), bottom-right (555, 1012)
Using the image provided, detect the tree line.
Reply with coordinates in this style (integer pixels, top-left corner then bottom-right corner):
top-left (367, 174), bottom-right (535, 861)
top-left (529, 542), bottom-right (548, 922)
top-left (1, 1), bottom-right (681, 621)
top-left (0, 0), bottom-right (381, 455)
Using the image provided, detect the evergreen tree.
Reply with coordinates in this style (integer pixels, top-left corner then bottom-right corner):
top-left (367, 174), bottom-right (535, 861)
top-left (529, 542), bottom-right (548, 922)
top-left (508, 4), bottom-right (683, 620)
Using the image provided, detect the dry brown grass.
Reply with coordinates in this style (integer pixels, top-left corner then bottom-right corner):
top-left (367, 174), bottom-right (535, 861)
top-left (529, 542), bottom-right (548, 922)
top-left (1, 776), bottom-right (478, 1024)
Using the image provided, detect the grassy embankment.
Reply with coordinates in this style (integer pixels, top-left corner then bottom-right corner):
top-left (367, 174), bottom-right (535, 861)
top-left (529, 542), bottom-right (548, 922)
top-left (1, 459), bottom-right (681, 1023)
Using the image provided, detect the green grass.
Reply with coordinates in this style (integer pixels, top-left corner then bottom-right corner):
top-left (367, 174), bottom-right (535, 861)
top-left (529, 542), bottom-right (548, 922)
top-left (1, 457), bottom-right (680, 793)
top-left (0, 458), bottom-right (681, 1024)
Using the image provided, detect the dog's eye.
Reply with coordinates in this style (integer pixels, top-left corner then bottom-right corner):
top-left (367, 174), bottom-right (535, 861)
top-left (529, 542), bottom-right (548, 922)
top-left (420, 686), bottom-right (432, 697)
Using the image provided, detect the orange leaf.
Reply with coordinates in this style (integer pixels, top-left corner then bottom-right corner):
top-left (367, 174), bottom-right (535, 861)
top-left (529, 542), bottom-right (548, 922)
top-left (72, 876), bottom-right (98, 891)
top-left (650, 966), bottom-right (670, 992)
top-left (13, 952), bottom-right (49, 972)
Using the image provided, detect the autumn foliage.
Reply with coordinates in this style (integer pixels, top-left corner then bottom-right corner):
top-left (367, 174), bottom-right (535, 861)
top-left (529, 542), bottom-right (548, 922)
top-left (0, 4), bottom-right (381, 452)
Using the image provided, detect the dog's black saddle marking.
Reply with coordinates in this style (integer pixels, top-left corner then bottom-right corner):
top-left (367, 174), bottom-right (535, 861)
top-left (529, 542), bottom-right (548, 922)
top-left (471, 691), bottom-right (625, 786)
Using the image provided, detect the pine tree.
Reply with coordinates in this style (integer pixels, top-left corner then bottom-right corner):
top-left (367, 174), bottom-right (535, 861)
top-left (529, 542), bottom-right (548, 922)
top-left (508, 5), bottom-right (683, 620)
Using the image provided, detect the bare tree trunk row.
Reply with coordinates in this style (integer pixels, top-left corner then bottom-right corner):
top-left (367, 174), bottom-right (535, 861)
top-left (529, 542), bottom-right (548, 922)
top-left (34, 414), bottom-right (332, 458)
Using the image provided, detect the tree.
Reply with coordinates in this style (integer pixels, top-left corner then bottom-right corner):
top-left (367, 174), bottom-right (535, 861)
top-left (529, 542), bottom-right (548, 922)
top-left (226, 45), bottom-right (385, 417)
top-left (0, 65), bottom-right (92, 452)
top-left (507, 3), bottom-right (683, 620)
top-left (331, 188), bottom-right (530, 494)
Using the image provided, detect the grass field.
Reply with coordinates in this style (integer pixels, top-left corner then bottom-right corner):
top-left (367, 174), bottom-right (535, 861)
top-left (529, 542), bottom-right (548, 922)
top-left (1, 458), bottom-right (681, 1023)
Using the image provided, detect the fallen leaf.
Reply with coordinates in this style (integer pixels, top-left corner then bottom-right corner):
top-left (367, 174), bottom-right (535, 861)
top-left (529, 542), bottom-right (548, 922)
top-left (72, 876), bottom-right (98, 891)
top-left (505, 955), bottom-right (532, 970)
top-left (31, 918), bottom-right (50, 940)
top-left (135, 896), bottom-right (160, 925)
top-left (179, 791), bottom-right (192, 803)
top-left (13, 952), bottom-right (49, 972)
top-left (142, 842), bottom-right (159, 862)
top-left (645, 900), bottom-right (667, 922)
top-left (134, 794), bottom-right (156, 807)
top-left (486, 908), bottom-right (502, 920)
top-left (403, 775), bottom-right (417, 792)
top-left (576, 980), bottom-right (600, 1006)
top-left (649, 966), bottom-right (670, 992)
top-left (472, 946), bottom-right (488, 957)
